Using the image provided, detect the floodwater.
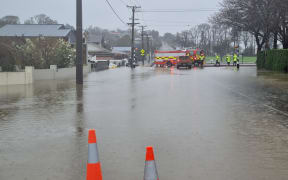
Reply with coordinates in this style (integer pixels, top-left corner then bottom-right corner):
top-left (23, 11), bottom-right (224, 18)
top-left (0, 67), bottom-right (288, 180)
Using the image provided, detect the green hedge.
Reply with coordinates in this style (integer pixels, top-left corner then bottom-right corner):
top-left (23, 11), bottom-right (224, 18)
top-left (257, 49), bottom-right (288, 72)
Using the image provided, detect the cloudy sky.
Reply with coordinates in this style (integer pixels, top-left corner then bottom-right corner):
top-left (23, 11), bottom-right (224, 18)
top-left (1, 0), bottom-right (221, 34)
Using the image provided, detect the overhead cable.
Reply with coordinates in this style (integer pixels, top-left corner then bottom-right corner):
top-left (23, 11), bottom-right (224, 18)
top-left (104, 0), bottom-right (127, 25)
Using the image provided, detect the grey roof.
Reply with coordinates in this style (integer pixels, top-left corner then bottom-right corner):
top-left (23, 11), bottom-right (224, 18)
top-left (86, 34), bottom-right (102, 43)
top-left (87, 42), bottom-right (110, 53)
top-left (0, 24), bottom-right (72, 37)
top-left (112, 47), bottom-right (131, 52)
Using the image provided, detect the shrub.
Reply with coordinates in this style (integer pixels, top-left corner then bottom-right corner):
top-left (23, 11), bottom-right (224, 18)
top-left (0, 37), bottom-right (76, 70)
top-left (257, 49), bottom-right (288, 72)
top-left (0, 56), bottom-right (15, 71)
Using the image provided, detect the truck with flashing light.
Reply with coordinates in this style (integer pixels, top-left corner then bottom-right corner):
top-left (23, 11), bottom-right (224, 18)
top-left (154, 49), bottom-right (204, 68)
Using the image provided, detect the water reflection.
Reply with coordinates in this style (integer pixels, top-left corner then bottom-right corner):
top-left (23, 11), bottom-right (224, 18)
top-left (75, 84), bottom-right (84, 136)
top-left (130, 70), bottom-right (137, 110)
top-left (257, 70), bottom-right (288, 83)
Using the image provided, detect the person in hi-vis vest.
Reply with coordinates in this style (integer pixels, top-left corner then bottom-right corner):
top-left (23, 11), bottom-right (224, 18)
top-left (226, 54), bottom-right (231, 66)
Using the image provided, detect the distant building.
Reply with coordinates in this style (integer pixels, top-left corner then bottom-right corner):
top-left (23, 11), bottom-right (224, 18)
top-left (86, 34), bottom-right (102, 45)
top-left (85, 33), bottom-right (111, 60)
top-left (87, 42), bottom-right (114, 60)
top-left (112, 47), bottom-right (131, 54)
top-left (0, 24), bottom-right (76, 44)
top-left (111, 47), bottom-right (131, 60)
top-left (86, 35), bottom-right (130, 60)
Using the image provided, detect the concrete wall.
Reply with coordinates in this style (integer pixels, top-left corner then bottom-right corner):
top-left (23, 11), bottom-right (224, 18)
top-left (91, 61), bottom-right (109, 71)
top-left (34, 65), bottom-right (90, 81)
top-left (0, 65), bottom-right (90, 86)
top-left (0, 67), bottom-right (34, 86)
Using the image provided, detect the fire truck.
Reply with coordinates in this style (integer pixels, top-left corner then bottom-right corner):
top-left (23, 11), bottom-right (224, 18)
top-left (154, 50), bottom-right (185, 67)
top-left (154, 49), bottom-right (203, 67)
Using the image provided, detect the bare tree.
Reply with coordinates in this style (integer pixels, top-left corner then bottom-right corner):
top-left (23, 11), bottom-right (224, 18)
top-left (275, 0), bottom-right (288, 48)
top-left (212, 0), bottom-right (277, 53)
top-left (241, 31), bottom-right (250, 50)
top-left (24, 14), bottom-right (58, 25)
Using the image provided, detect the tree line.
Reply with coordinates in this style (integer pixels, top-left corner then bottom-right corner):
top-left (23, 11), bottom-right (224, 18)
top-left (162, 24), bottom-right (255, 57)
top-left (0, 14), bottom-right (58, 27)
top-left (212, 0), bottom-right (288, 53)
top-left (156, 0), bottom-right (288, 56)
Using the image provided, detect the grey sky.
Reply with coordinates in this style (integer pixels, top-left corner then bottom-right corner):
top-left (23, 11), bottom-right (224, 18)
top-left (0, 0), bottom-right (221, 34)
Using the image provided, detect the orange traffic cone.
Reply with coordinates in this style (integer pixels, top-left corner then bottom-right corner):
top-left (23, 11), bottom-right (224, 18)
top-left (144, 146), bottom-right (159, 180)
top-left (86, 129), bottom-right (102, 180)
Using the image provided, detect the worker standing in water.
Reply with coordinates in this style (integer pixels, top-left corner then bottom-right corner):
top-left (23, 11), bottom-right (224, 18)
top-left (215, 54), bottom-right (220, 67)
top-left (199, 54), bottom-right (205, 67)
top-left (199, 50), bottom-right (205, 67)
top-left (226, 54), bottom-right (231, 66)
top-left (233, 54), bottom-right (238, 66)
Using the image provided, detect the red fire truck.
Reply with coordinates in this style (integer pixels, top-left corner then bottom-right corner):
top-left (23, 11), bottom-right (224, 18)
top-left (154, 49), bottom-right (202, 67)
top-left (154, 50), bottom-right (187, 67)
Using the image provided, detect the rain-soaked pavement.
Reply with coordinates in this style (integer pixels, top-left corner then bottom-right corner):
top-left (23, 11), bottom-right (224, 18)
top-left (1, 66), bottom-right (288, 180)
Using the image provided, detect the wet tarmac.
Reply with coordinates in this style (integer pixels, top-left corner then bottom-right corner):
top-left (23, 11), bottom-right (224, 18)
top-left (0, 67), bottom-right (288, 180)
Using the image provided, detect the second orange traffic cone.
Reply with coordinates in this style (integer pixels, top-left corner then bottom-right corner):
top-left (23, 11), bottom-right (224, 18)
top-left (86, 129), bottom-right (102, 180)
top-left (144, 146), bottom-right (159, 180)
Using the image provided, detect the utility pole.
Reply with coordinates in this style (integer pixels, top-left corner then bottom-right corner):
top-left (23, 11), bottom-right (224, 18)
top-left (76, 0), bottom-right (83, 84)
top-left (140, 25), bottom-right (146, 66)
top-left (146, 34), bottom-right (151, 64)
top-left (127, 5), bottom-right (140, 69)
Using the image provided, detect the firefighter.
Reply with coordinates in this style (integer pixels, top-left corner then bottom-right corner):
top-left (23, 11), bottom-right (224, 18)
top-left (199, 54), bottom-right (205, 67)
top-left (215, 54), bottom-right (220, 67)
top-left (226, 54), bottom-right (231, 66)
top-left (233, 54), bottom-right (238, 66)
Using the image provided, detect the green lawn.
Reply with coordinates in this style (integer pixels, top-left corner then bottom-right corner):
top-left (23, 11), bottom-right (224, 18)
top-left (205, 56), bottom-right (256, 64)
top-left (241, 56), bottom-right (257, 63)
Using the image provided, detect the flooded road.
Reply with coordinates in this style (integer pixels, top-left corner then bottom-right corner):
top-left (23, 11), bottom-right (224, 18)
top-left (1, 67), bottom-right (288, 180)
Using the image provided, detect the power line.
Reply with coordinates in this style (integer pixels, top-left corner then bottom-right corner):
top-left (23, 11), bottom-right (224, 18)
top-left (104, 0), bottom-right (127, 25)
top-left (137, 0), bottom-right (148, 27)
top-left (139, 19), bottom-right (203, 24)
top-left (139, 8), bottom-right (218, 13)
top-left (145, 24), bottom-right (195, 27)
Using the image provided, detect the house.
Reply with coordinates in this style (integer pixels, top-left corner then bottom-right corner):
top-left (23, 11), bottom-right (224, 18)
top-left (86, 34), bottom-right (115, 60)
top-left (0, 24), bottom-right (89, 65)
top-left (0, 24), bottom-right (76, 44)
top-left (87, 42), bottom-right (114, 60)
top-left (112, 47), bottom-right (131, 60)
top-left (112, 47), bottom-right (131, 55)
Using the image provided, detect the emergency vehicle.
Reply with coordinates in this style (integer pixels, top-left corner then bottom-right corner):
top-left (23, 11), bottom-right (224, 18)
top-left (154, 50), bottom-right (187, 67)
top-left (154, 49), bottom-right (204, 67)
top-left (187, 49), bottom-right (204, 66)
